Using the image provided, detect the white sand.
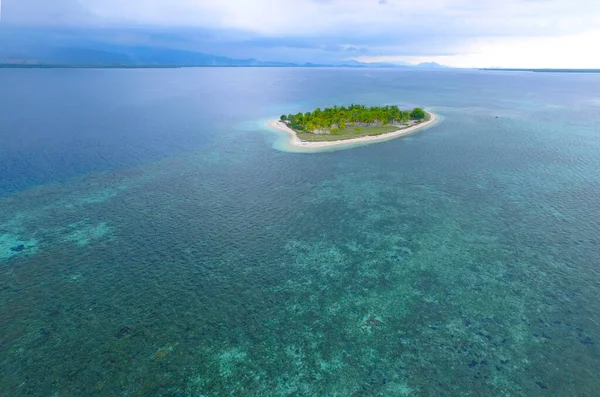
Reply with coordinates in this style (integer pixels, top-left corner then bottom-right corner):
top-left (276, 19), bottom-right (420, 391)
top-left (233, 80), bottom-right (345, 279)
top-left (268, 112), bottom-right (437, 151)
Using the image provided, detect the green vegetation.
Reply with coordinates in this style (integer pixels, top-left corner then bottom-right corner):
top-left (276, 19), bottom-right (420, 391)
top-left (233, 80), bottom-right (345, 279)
top-left (279, 105), bottom-right (429, 141)
top-left (410, 107), bottom-right (426, 120)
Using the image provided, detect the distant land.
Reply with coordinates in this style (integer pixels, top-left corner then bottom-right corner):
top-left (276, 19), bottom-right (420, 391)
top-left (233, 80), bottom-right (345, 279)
top-left (0, 63), bottom-right (448, 69)
top-left (0, 50), bottom-right (448, 69)
top-left (0, 44), bottom-right (448, 69)
top-left (482, 68), bottom-right (600, 74)
top-left (0, 26), bottom-right (451, 69)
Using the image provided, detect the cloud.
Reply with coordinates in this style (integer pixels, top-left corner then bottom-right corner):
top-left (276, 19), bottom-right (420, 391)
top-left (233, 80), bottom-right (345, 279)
top-left (2, 0), bottom-right (600, 67)
top-left (1, 0), bottom-right (97, 25)
top-left (357, 29), bottom-right (600, 68)
top-left (5, 0), bottom-right (599, 37)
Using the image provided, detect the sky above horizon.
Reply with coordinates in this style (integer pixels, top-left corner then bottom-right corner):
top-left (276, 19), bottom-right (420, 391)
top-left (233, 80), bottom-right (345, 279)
top-left (2, 0), bottom-right (600, 68)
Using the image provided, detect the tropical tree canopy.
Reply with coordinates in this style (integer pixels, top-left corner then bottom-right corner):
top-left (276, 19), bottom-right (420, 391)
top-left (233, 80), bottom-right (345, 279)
top-left (410, 108), bottom-right (426, 120)
top-left (283, 104), bottom-right (418, 132)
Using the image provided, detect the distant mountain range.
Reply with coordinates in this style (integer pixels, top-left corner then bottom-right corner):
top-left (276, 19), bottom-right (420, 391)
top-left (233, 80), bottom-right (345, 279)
top-left (0, 43), bottom-right (448, 69)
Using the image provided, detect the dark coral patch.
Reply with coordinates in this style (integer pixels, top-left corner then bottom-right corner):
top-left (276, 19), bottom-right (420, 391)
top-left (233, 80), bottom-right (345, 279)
top-left (10, 244), bottom-right (26, 252)
top-left (116, 326), bottom-right (134, 339)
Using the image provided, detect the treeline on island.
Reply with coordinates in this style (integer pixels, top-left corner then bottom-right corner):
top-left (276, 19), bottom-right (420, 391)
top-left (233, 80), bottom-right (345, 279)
top-left (280, 104), bottom-right (427, 133)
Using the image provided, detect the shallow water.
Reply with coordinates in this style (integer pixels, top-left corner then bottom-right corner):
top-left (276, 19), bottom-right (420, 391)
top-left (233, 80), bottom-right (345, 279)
top-left (1, 68), bottom-right (600, 396)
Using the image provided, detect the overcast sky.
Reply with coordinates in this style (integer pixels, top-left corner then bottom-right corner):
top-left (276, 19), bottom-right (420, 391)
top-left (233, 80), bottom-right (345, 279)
top-left (2, 0), bottom-right (600, 67)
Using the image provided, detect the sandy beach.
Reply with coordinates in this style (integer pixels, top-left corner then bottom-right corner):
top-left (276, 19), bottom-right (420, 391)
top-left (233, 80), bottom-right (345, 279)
top-left (268, 111), bottom-right (438, 151)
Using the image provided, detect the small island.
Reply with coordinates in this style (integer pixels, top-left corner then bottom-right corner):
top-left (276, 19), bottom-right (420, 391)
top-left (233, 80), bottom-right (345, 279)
top-left (268, 104), bottom-right (437, 151)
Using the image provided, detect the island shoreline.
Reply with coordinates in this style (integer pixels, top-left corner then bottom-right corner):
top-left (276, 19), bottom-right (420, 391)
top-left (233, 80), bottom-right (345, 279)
top-left (268, 111), bottom-right (437, 151)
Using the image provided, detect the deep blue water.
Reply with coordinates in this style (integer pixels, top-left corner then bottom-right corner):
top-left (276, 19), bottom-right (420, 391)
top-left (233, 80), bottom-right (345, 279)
top-left (1, 68), bottom-right (600, 396)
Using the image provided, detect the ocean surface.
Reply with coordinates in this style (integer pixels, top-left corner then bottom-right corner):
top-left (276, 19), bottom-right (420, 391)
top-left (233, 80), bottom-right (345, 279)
top-left (1, 68), bottom-right (600, 396)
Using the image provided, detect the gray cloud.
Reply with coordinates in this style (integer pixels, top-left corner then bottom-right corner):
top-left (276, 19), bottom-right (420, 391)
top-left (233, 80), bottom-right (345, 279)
top-left (1, 0), bottom-right (95, 25)
top-left (4, 0), bottom-right (600, 37)
top-left (2, 0), bottom-right (599, 65)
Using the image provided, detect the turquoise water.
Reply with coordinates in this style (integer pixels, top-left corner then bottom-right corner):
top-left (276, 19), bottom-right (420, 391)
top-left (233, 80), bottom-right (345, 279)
top-left (1, 68), bottom-right (600, 396)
